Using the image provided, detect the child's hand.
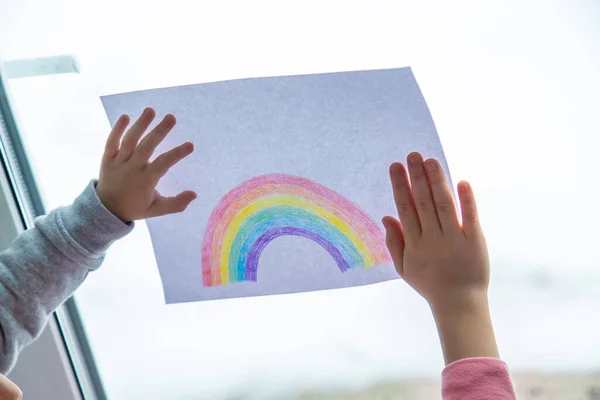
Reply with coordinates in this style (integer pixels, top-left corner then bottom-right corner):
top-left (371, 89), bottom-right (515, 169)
top-left (96, 108), bottom-right (197, 222)
top-left (382, 152), bottom-right (489, 312)
top-left (383, 152), bottom-right (499, 364)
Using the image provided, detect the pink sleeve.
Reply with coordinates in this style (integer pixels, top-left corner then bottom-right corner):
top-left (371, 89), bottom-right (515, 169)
top-left (441, 357), bottom-right (517, 400)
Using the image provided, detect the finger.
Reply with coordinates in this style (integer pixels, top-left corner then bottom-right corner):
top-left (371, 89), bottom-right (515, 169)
top-left (407, 152), bottom-right (440, 233)
top-left (0, 374), bottom-right (22, 399)
top-left (382, 216), bottom-right (405, 278)
top-left (118, 107), bottom-right (156, 161)
top-left (147, 190), bottom-right (197, 218)
top-left (134, 114), bottom-right (176, 163)
top-left (424, 158), bottom-right (461, 233)
top-left (389, 162), bottom-right (420, 243)
top-left (458, 181), bottom-right (482, 237)
top-left (103, 114), bottom-right (130, 161)
top-left (147, 142), bottom-right (194, 179)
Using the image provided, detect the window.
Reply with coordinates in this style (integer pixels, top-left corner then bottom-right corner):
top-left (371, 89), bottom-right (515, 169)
top-left (1, 1), bottom-right (600, 399)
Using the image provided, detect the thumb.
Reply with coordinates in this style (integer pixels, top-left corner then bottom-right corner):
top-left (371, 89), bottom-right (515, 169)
top-left (457, 181), bottom-right (482, 238)
top-left (147, 191), bottom-right (197, 218)
top-left (382, 216), bottom-right (405, 278)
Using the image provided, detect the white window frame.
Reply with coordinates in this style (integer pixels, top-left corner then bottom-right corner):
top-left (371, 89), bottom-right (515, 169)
top-left (0, 66), bottom-right (101, 400)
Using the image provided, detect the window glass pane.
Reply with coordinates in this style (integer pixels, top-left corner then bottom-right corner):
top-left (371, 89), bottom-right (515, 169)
top-left (2, 1), bottom-right (600, 398)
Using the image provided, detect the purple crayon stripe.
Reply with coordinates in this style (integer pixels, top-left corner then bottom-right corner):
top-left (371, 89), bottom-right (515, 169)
top-left (245, 227), bottom-right (350, 281)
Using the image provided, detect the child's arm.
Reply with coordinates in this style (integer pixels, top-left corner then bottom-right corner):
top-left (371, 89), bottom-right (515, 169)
top-left (382, 152), bottom-right (517, 400)
top-left (0, 179), bottom-right (132, 374)
top-left (0, 108), bottom-right (196, 374)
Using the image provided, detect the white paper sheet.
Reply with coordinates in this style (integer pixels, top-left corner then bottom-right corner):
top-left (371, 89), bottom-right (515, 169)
top-left (101, 67), bottom-right (450, 303)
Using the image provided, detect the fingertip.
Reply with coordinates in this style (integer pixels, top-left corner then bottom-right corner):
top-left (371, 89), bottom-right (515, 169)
top-left (424, 158), bottom-right (439, 172)
top-left (457, 180), bottom-right (472, 195)
top-left (184, 142), bottom-right (194, 152)
top-left (381, 215), bottom-right (394, 229)
top-left (176, 192), bottom-right (196, 213)
top-left (180, 191), bottom-right (197, 207)
top-left (164, 113), bottom-right (176, 125)
top-left (389, 163), bottom-right (410, 192)
top-left (389, 162), bottom-right (405, 177)
top-left (143, 107), bottom-right (156, 118)
top-left (407, 151), bottom-right (423, 165)
top-left (382, 216), bottom-right (404, 239)
top-left (119, 114), bottom-right (130, 125)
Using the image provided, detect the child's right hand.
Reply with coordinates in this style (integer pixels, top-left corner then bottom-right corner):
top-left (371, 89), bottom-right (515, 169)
top-left (96, 108), bottom-right (197, 222)
top-left (383, 152), bottom-right (499, 365)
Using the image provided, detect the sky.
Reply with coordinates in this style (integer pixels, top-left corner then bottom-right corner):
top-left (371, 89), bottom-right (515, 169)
top-left (1, 0), bottom-right (600, 398)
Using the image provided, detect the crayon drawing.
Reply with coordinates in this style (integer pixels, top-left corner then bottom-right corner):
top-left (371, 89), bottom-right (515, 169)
top-left (202, 174), bottom-right (391, 287)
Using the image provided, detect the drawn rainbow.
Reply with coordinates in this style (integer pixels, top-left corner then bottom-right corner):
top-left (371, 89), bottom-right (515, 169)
top-left (201, 174), bottom-right (391, 287)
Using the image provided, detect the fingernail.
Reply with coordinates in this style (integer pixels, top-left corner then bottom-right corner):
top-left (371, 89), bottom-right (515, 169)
top-left (425, 161), bottom-right (437, 171)
top-left (185, 142), bottom-right (194, 152)
top-left (409, 153), bottom-right (421, 165)
top-left (389, 162), bottom-right (402, 176)
top-left (459, 181), bottom-right (471, 192)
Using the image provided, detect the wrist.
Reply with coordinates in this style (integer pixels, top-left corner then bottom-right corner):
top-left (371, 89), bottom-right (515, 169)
top-left (60, 180), bottom-right (134, 256)
top-left (95, 182), bottom-right (129, 223)
top-left (429, 289), bottom-right (490, 320)
top-left (429, 291), bottom-right (499, 365)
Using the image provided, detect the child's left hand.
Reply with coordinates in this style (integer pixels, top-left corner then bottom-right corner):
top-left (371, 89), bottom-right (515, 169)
top-left (96, 107), bottom-right (197, 222)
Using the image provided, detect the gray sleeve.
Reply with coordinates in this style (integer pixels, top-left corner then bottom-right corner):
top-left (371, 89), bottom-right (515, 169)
top-left (0, 180), bottom-right (133, 374)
